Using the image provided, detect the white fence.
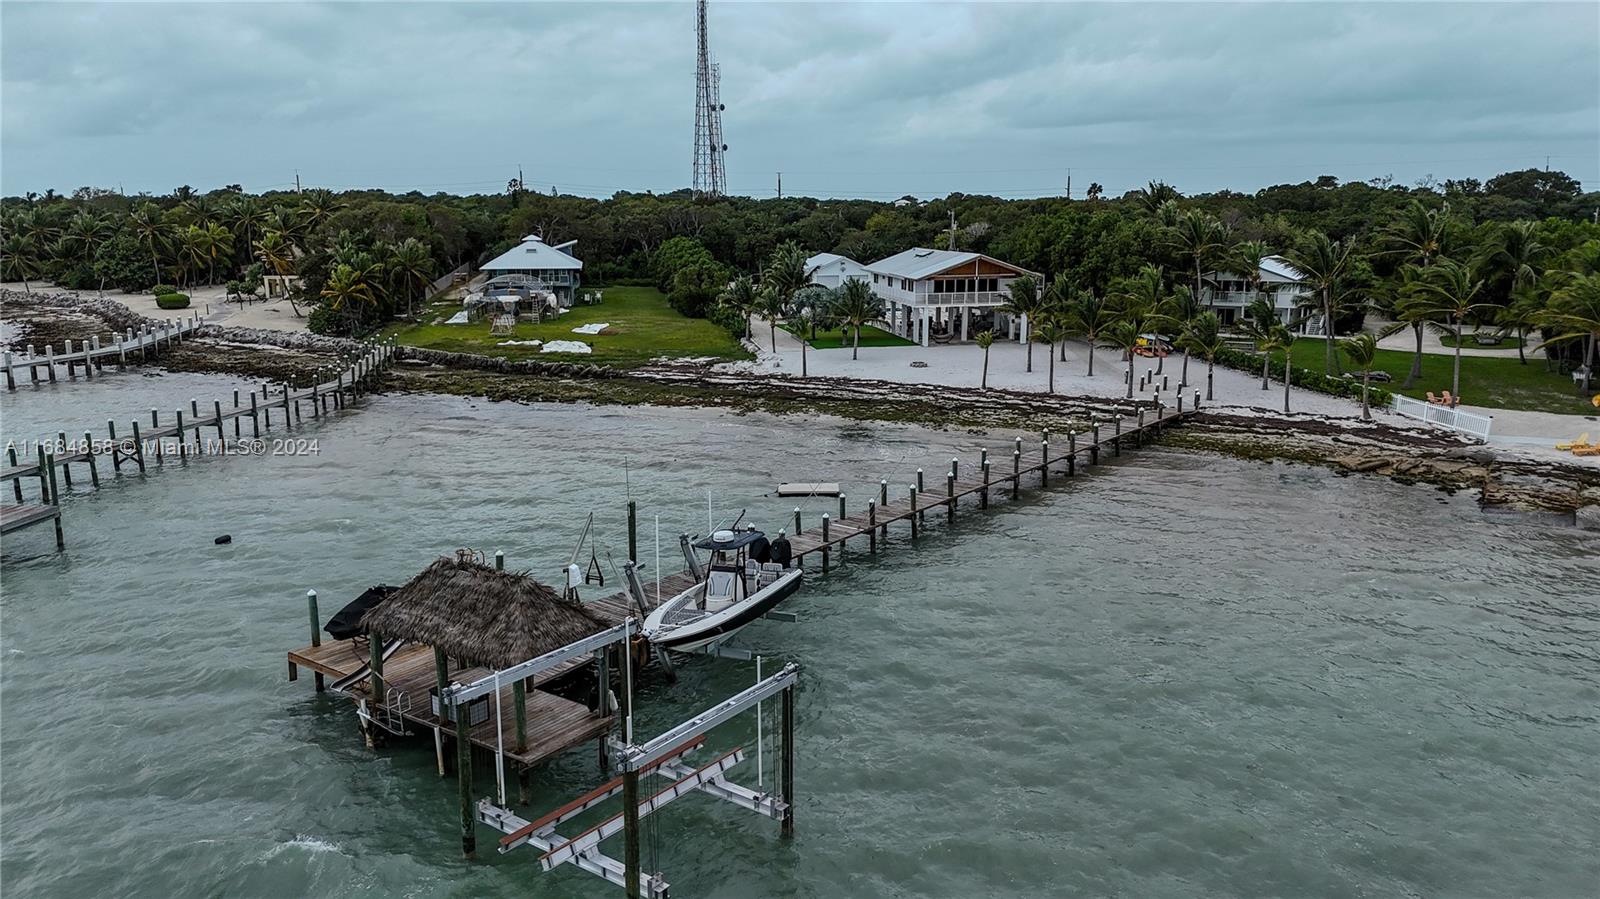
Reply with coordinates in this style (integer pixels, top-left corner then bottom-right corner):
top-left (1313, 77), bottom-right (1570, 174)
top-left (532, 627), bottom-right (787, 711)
top-left (1391, 394), bottom-right (1493, 439)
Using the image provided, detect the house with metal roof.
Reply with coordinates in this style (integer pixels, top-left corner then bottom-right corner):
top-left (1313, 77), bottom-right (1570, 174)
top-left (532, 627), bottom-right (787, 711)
top-left (804, 252), bottom-right (872, 290)
top-left (864, 248), bottom-right (1041, 347)
top-left (1200, 254), bottom-right (1321, 332)
top-left (480, 235), bottom-right (584, 305)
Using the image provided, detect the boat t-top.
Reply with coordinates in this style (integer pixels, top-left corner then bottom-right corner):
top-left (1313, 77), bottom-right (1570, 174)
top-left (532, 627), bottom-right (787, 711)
top-left (642, 525), bottom-right (802, 653)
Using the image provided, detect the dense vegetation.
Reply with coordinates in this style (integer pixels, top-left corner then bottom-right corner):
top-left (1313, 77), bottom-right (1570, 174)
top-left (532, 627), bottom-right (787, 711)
top-left (3, 170), bottom-right (1597, 403)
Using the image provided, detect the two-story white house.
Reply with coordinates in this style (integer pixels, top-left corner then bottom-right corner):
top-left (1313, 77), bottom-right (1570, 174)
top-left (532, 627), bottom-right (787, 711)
top-left (1200, 255), bottom-right (1321, 333)
top-left (863, 248), bottom-right (1042, 347)
top-left (479, 235), bottom-right (584, 306)
top-left (804, 252), bottom-right (873, 289)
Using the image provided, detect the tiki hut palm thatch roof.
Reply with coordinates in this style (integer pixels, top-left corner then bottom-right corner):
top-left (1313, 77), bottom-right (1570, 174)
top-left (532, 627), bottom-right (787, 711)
top-left (359, 556), bottom-right (610, 670)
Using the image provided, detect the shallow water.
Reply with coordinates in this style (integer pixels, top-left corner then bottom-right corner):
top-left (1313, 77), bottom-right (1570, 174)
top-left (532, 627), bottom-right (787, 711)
top-left (2, 371), bottom-right (1598, 898)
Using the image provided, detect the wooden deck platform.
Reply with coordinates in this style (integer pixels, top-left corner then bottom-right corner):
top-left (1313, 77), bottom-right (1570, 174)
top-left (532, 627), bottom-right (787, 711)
top-left (289, 638), bottom-right (612, 767)
top-left (1, 502), bottom-right (63, 548)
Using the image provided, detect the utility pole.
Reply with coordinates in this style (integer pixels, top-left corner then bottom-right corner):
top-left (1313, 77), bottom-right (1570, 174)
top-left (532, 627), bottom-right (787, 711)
top-left (294, 170), bottom-right (301, 193)
top-left (1065, 168), bottom-right (1072, 199)
top-left (947, 209), bottom-right (957, 251)
top-left (776, 171), bottom-right (782, 199)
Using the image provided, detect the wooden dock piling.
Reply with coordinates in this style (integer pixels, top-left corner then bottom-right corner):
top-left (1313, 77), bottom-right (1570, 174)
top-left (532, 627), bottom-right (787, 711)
top-left (306, 590), bottom-right (325, 692)
top-left (56, 434), bottom-right (72, 489)
top-left (83, 432), bottom-right (99, 488)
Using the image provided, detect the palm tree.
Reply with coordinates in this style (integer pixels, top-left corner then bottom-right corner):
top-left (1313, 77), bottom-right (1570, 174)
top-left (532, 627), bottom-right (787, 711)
top-left (759, 284), bottom-right (788, 353)
top-left (1100, 320), bottom-right (1143, 399)
top-left (1180, 310), bottom-right (1226, 401)
top-left (1, 231), bottom-right (40, 291)
top-left (1496, 289), bottom-right (1546, 365)
top-left (1399, 258), bottom-right (1493, 401)
top-left (1109, 263), bottom-right (1167, 370)
top-left (58, 211), bottom-right (113, 294)
top-left (763, 241), bottom-right (811, 317)
top-left (1340, 332), bottom-right (1381, 420)
top-left (1060, 286), bottom-right (1110, 377)
top-left (1259, 321), bottom-right (1297, 413)
top-left (176, 225), bottom-right (207, 290)
top-left (1133, 180), bottom-right (1181, 216)
top-left (225, 196), bottom-right (271, 271)
top-left (127, 204), bottom-right (169, 285)
top-left (299, 189), bottom-right (344, 234)
top-left (1158, 285), bottom-right (1200, 388)
top-left (385, 237), bottom-right (434, 316)
top-left (180, 195), bottom-right (217, 228)
top-left (831, 277), bottom-right (883, 361)
top-left (1538, 271), bottom-right (1600, 392)
top-left (975, 329), bottom-right (995, 389)
top-left (321, 262), bottom-right (380, 331)
top-left (789, 306), bottom-right (815, 377)
top-left (201, 222), bottom-right (234, 285)
top-left (717, 274), bottom-right (761, 340)
top-left (997, 275), bottom-right (1043, 372)
top-left (1383, 199), bottom-right (1454, 386)
top-left (1408, 259), bottom-right (1491, 398)
top-left (1167, 208), bottom-right (1229, 313)
top-left (1034, 313), bottom-right (1071, 393)
top-left (1281, 229), bottom-right (1355, 374)
top-left (1239, 294), bottom-right (1279, 390)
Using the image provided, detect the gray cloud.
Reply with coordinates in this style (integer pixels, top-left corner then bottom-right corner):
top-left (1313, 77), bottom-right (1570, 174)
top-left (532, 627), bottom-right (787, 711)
top-left (2, 1), bottom-right (1595, 199)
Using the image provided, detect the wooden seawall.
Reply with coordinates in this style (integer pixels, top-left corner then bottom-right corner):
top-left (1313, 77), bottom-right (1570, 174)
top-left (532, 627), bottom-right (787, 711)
top-left (0, 339), bottom-right (397, 550)
top-left (4, 313), bottom-right (205, 389)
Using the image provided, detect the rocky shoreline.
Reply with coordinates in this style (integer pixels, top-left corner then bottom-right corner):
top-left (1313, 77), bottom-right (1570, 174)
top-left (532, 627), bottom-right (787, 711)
top-left (6, 287), bottom-right (1597, 521)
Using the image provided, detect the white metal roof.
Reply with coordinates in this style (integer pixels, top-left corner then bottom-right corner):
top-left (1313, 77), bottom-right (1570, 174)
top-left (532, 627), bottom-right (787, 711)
top-left (867, 247), bottom-right (1036, 281)
top-left (481, 236), bottom-right (583, 272)
top-left (805, 252), bottom-right (867, 272)
top-left (1206, 254), bottom-right (1306, 284)
top-left (1258, 255), bottom-right (1307, 283)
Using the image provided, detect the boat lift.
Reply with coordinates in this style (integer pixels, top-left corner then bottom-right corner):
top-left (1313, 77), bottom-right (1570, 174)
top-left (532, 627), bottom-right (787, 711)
top-left (476, 661), bottom-right (801, 898)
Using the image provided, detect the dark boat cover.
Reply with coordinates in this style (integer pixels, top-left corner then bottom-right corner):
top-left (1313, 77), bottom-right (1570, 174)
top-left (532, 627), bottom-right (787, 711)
top-left (325, 585), bottom-right (396, 640)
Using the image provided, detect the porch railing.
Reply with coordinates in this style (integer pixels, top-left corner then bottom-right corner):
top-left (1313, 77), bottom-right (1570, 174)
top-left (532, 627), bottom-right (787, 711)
top-left (916, 291), bottom-right (1008, 306)
top-left (1392, 395), bottom-right (1493, 439)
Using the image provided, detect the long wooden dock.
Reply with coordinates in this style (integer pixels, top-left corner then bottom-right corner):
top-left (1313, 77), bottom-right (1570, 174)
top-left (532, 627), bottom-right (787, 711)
top-left (2, 339), bottom-right (396, 550)
top-left (777, 400), bottom-right (1198, 570)
top-left (4, 312), bottom-right (205, 389)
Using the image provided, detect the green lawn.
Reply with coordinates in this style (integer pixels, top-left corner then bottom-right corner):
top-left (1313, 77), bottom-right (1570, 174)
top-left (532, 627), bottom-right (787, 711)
top-left (1272, 337), bottom-right (1593, 415)
top-left (784, 323), bottom-right (916, 350)
top-left (388, 286), bottom-right (750, 369)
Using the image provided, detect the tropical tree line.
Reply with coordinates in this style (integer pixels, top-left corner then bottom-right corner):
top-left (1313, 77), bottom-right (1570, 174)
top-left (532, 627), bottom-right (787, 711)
top-left (3, 168), bottom-right (1596, 347)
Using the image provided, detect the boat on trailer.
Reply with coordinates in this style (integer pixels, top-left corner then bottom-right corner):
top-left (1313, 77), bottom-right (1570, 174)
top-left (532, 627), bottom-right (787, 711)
top-left (642, 526), bottom-right (802, 653)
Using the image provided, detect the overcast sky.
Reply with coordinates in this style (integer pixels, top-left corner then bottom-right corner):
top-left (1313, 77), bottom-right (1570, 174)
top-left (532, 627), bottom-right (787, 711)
top-left (3, 2), bottom-right (1597, 200)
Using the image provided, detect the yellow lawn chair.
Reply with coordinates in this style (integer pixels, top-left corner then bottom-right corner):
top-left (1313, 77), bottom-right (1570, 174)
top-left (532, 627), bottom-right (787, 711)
top-left (1555, 432), bottom-right (1591, 451)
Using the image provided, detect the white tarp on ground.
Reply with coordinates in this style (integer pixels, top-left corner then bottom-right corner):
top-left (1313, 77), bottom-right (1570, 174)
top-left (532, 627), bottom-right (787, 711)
top-left (444, 310), bottom-right (469, 325)
top-left (497, 339), bottom-right (543, 347)
top-left (541, 340), bottom-right (592, 354)
top-left (571, 322), bottom-right (609, 335)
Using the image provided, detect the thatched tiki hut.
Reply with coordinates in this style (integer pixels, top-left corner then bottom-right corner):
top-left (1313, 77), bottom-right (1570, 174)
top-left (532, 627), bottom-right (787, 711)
top-left (359, 556), bottom-right (613, 762)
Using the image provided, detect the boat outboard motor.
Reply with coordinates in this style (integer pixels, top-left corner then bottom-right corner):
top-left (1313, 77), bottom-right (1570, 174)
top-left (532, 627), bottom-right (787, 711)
top-left (769, 533), bottom-right (792, 569)
top-left (325, 585), bottom-right (396, 640)
top-left (749, 534), bottom-right (771, 564)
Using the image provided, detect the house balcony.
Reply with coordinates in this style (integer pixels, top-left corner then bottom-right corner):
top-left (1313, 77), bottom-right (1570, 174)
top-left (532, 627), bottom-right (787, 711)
top-left (914, 290), bottom-right (1009, 306)
top-left (1203, 289), bottom-right (1308, 309)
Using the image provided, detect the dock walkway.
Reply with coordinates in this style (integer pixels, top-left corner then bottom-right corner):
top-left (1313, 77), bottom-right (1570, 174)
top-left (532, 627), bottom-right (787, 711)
top-left (4, 313), bottom-right (204, 389)
top-left (2, 339), bottom-right (396, 549)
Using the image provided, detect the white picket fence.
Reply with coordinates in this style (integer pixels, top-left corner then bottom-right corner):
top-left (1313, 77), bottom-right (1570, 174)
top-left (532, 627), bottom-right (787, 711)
top-left (1391, 394), bottom-right (1493, 439)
